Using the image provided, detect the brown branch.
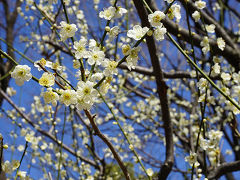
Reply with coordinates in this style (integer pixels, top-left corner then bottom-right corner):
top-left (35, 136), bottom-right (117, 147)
top-left (84, 110), bottom-right (131, 180)
top-left (119, 63), bottom-right (191, 78)
top-left (119, 64), bottom-right (222, 80)
top-left (44, 41), bottom-right (71, 55)
top-left (207, 160), bottom-right (240, 180)
top-left (133, 1), bottom-right (174, 179)
top-left (124, 80), bottom-right (149, 99)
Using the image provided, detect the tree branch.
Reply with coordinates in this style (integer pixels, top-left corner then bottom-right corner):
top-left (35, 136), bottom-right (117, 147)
top-left (207, 160), bottom-right (240, 180)
top-left (84, 110), bottom-right (131, 180)
top-left (133, 1), bottom-right (174, 179)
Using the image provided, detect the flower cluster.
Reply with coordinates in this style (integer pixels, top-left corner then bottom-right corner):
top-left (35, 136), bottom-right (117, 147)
top-left (199, 130), bottom-right (223, 166)
top-left (148, 11), bottom-right (167, 41)
top-left (200, 36), bottom-right (210, 54)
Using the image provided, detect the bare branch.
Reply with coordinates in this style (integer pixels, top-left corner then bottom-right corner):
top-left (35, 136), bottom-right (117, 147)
top-left (207, 160), bottom-right (240, 180)
top-left (84, 110), bottom-right (131, 180)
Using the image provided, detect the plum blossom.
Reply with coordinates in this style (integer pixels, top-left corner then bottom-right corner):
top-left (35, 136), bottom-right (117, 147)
top-left (217, 37), bottom-right (225, 51)
top-left (154, 24), bottom-right (167, 41)
top-left (108, 26), bottom-right (120, 42)
top-left (102, 59), bottom-right (118, 76)
top-left (200, 36), bottom-right (210, 54)
top-left (76, 81), bottom-right (97, 110)
top-left (122, 44), bottom-right (131, 56)
top-left (221, 72), bottom-right (231, 81)
top-left (195, 0), bottom-right (206, 9)
top-left (34, 58), bottom-right (52, 71)
top-left (148, 11), bottom-right (165, 27)
top-left (59, 21), bottom-right (78, 41)
top-left (99, 6), bottom-right (115, 20)
top-left (206, 24), bottom-right (216, 33)
top-left (114, 6), bottom-right (127, 18)
top-left (59, 89), bottom-right (77, 106)
top-left (11, 65), bottom-right (32, 86)
top-left (168, 3), bottom-right (181, 23)
top-left (192, 11), bottom-right (200, 22)
top-left (127, 25), bottom-right (149, 40)
top-left (74, 37), bottom-right (89, 59)
top-left (126, 47), bottom-right (141, 70)
top-left (42, 88), bottom-right (59, 106)
top-left (39, 72), bottom-right (55, 87)
top-left (185, 151), bottom-right (200, 167)
top-left (87, 47), bottom-right (105, 66)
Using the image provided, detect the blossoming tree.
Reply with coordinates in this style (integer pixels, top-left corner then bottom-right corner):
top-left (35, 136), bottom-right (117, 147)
top-left (0, 0), bottom-right (240, 179)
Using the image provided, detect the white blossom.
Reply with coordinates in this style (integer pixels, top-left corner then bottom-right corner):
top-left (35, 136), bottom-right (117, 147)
top-left (102, 59), bottom-right (118, 76)
top-left (87, 47), bottom-right (105, 66)
top-left (192, 11), bottom-right (201, 22)
top-left (168, 3), bottom-right (181, 23)
top-left (11, 65), bottom-right (32, 86)
top-left (206, 24), bottom-right (216, 33)
top-left (114, 7), bottom-right (127, 18)
top-left (217, 37), bottom-right (225, 51)
top-left (59, 21), bottom-right (78, 41)
top-left (200, 36), bottom-right (210, 54)
top-left (76, 81), bottom-right (97, 110)
top-left (185, 151), bottom-right (200, 167)
top-left (6, 87), bottom-right (16, 96)
top-left (126, 47), bottom-right (141, 70)
top-left (195, 0), bottom-right (206, 9)
top-left (148, 11), bottom-right (165, 27)
top-left (99, 6), bottom-right (115, 20)
top-left (197, 78), bottom-right (208, 92)
top-left (122, 44), bottom-right (131, 56)
top-left (59, 89), bottom-right (77, 106)
top-left (39, 72), bottom-right (55, 87)
top-left (221, 72), bottom-right (231, 81)
top-left (154, 24), bottom-right (167, 41)
top-left (42, 88), bottom-right (59, 106)
top-left (34, 58), bottom-right (52, 71)
top-left (164, 0), bottom-right (174, 3)
top-left (212, 63), bottom-right (220, 76)
top-left (127, 25), bottom-right (149, 40)
top-left (108, 26), bottom-right (120, 42)
top-left (74, 37), bottom-right (89, 59)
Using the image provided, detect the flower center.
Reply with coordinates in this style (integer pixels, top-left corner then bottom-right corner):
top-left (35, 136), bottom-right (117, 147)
top-left (83, 87), bottom-right (90, 95)
top-left (77, 46), bottom-right (83, 52)
top-left (108, 61), bottom-right (117, 69)
top-left (64, 93), bottom-right (71, 100)
top-left (65, 25), bottom-right (72, 32)
top-left (93, 54), bottom-right (98, 59)
top-left (18, 70), bottom-right (26, 77)
top-left (153, 15), bottom-right (161, 23)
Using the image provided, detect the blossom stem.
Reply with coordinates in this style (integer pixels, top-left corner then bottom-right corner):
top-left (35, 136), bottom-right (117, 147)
top-left (0, 37), bottom-right (34, 64)
top-left (93, 76), bottom-right (106, 89)
top-left (14, 141), bottom-right (28, 180)
top-left (0, 136), bottom-right (3, 174)
top-left (57, 107), bottom-right (67, 180)
top-left (0, 48), bottom-right (18, 65)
